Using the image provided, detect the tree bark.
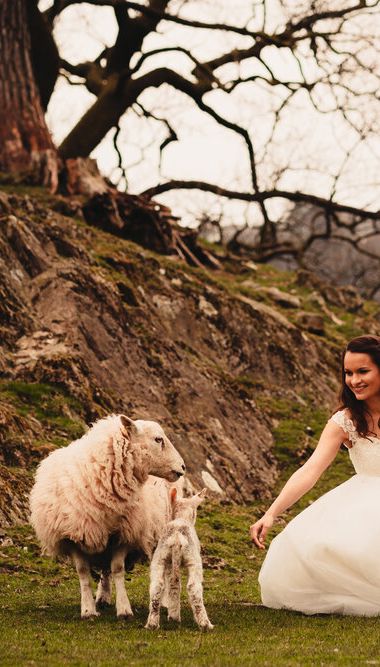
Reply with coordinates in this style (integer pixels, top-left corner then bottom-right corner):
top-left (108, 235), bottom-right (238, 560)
top-left (0, 0), bottom-right (59, 189)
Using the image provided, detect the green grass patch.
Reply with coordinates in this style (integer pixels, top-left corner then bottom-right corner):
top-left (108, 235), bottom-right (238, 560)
top-left (1, 468), bottom-right (378, 667)
top-left (0, 383), bottom-right (372, 666)
top-left (0, 381), bottom-right (86, 446)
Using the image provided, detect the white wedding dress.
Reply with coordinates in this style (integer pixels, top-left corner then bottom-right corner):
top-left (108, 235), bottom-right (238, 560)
top-left (259, 409), bottom-right (380, 616)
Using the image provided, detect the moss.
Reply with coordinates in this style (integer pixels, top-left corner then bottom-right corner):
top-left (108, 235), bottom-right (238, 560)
top-left (0, 181), bottom-right (52, 200)
top-left (224, 374), bottom-right (264, 399)
top-left (0, 381), bottom-right (86, 446)
top-left (0, 381), bottom-right (82, 413)
top-left (327, 312), bottom-right (365, 342)
top-left (197, 237), bottom-right (226, 256)
top-left (362, 300), bottom-right (380, 317)
top-left (255, 394), bottom-right (327, 469)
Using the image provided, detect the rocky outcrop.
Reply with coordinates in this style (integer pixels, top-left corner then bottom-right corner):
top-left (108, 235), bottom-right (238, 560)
top-left (0, 187), bottom-right (376, 522)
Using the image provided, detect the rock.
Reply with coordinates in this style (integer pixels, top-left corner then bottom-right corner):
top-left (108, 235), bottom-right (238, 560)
top-left (0, 402), bottom-right (51, 467)
top-left (198, 295), bottom-right (218, 318)
top-left (171, 277), bottom-right (182, 288)
top-left (0, 465), bottom-right (32, 525)
top-left (306, 292), bottom-right (343, 326)
top-left (243, 261), bottom-right (258, 272)
top-left (5, 215), bottom-right (49, 277)
top-left (296, 270), bottom-right (363, 312)
top-left (0, 192), bottom-right (10, 214)
top-left (201, 470), bottom-right (224, 494)
top-left (241, 278), bottom-right (259, 291)
top-left (237, 294), bottom-right (296, 329)
top-left (262, 286), bottom-right (301, 308)
top-left (296, 312), bottom-right (325, 335)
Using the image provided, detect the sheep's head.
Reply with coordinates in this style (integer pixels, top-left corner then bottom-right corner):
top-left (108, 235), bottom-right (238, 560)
top-left (170, 487), bottom-right (207, 524)
top-left (120, 416), bottom-right (186, 482)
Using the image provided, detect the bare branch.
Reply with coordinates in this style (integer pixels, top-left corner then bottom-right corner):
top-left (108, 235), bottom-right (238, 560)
top-left (111, 124), bottom-right (128, 189)
top-left (44, 0), bottom-right (263, 36)
top-left (141, 179), bottom-right (380, 221)
top-left (133, 102), bottom-right (178, 168)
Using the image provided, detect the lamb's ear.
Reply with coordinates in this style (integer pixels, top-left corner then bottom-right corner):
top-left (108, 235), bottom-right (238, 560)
top-left (120, 415), bottom-right (137, 437)
top-left (193, 487), bottom-right (207, 506)
top-left (170, 487), bottom-right (178, 504)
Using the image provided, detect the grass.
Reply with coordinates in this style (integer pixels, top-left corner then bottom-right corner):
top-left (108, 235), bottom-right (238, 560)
top-left (1, 449), bottom-right (377, 667)
top-left (2, 501), bottom-right (380, 667)
top-left (1, 380), bottom-right (375, 666)
top-left (0, 381), bottom-right (86, 448)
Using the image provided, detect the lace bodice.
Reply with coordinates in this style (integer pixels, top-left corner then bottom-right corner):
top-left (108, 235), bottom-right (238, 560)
top-left (330, 409), bottom-right (380, 476)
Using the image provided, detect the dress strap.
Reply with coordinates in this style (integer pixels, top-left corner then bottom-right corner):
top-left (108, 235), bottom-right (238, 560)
top-left (330, 409), bottom-right (358, 446)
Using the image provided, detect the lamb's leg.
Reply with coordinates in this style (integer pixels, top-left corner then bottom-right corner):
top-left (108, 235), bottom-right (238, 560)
top-left (71, 549), bottom-right (99, 619)
top-left (186, 561), bottom-right (213, 631)
top-left (111, 545), bottom-right (133, 618)
top-left (145, 559), bottom-right (166, 630)
top-left (95, 570), bottom-right (112, 608)
top-left (167, 563), bottom-right (181, 622)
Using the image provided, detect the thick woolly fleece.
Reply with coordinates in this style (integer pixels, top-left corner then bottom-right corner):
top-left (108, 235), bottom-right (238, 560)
top-left (29, 415), bottom-right (179, 558)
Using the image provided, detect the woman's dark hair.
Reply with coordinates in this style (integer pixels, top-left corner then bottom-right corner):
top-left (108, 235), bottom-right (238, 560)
top-left (338, 334), bottom-right (380, 437)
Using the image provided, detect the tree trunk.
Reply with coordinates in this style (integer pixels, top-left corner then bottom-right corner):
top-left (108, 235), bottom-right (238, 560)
top-left (0, 0), bottom-right (59, 189)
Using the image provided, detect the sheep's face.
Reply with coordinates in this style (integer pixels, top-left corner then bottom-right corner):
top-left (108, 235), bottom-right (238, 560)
top-left (121, 416), bottom-right (186, 482)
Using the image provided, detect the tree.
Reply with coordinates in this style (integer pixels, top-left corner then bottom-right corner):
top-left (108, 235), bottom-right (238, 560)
top-left (0, 1), bottom-right (59, 188)
top-left (1, 0), bottom-right (380, 257)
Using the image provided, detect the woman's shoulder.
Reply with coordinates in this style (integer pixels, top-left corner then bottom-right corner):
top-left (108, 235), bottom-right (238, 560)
top-left (329, 409), bottom-right (357, 439)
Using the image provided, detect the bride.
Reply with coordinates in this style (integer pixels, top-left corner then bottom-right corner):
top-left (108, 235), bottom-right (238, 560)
top-left (250, 334), bottom-right (380, 616)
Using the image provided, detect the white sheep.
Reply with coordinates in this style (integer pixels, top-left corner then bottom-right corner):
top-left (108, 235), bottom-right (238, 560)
top-left (145, 487), bottom-right (213, 631)
top-left (29, 414), bottom-right (185, 618)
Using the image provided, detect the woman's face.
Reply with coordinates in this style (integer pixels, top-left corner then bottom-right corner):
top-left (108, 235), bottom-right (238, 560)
top-left (344, 351), bottom-right (380, 402)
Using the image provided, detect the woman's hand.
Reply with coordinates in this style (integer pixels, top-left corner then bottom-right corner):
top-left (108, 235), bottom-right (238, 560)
top-left (249, 514), bottom-right (274, 549)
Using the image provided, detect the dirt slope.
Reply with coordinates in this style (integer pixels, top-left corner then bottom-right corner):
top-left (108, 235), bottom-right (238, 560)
top-left (0, 187), bottom-right (378, 524)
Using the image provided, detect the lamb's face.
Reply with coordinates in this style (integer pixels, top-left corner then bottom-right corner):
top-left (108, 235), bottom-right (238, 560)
top-left (123, 417), bottom-right (186, 482)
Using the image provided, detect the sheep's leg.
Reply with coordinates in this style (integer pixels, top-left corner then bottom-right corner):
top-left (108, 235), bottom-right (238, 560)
top-left (186, 561), bottom-right (213, 631)
top-left (71, 549), bottom-right (99, 619)
top-left (111, 545), bottom-right (133, 618)
top-left (145, 560), bottom-right (166, 630)
top-left (161, 575), bottom-right (170, 609)
top-left (167, 564), bottom-right (181, 622)
top-left (95, 570), bottom-right (112, 608)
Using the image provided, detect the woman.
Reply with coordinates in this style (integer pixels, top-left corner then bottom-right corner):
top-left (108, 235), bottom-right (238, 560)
top-left (250, 334), bottom-right (380, 616)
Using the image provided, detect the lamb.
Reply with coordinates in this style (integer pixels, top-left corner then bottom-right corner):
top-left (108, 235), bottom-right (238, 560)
top-left (145, 487), bottom-right (213, 631)
top-left (29, 414), bottom-right (185, 618)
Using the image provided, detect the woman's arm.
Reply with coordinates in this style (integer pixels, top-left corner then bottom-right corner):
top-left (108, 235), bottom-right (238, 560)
top-left (250, 419), bottom-right (347, 549)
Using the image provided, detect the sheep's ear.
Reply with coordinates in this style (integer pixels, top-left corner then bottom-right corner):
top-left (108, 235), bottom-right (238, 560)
top-left (170, 487), bottom-right (178, 504)
top-left (120, 415), bottom-right (137, 437)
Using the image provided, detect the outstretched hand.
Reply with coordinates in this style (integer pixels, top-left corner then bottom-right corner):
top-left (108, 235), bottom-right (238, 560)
top-left (249, 514), bottom-right (274, 549)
